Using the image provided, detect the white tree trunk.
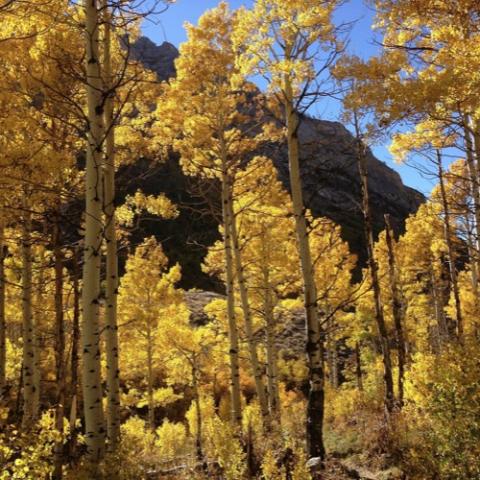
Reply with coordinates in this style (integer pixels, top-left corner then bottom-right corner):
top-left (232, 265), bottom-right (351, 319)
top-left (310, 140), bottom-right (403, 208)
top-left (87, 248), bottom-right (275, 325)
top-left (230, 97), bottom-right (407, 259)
top-left (102, 3), bottom-right (121, 450)
top-left (0, 220), bottom-right (5, 392)
top-left (227, 193), bottom-right (269, 423)
top-left (384, 214), bottom-right (406, 407)
top-left (437, 150), bottom-right (463, 342)
top-left (53, 207), bottom-right (66, 480)
top-left (146, 322), bottom-right (155, 431)
top-left (355, 123), bottom-right (395, 415)
top-left (82, 0), bottom-right (105, 461)
top-left (284, 77), bottom-right (325, 459)
top-left (261, 261), bottom-right (280, 417)
top-left (464, 123), bottom-right (480, 291)
top-left (221, 172), bottom-right (242, 426)
top-left (21, 196), bottom-right (38, 428)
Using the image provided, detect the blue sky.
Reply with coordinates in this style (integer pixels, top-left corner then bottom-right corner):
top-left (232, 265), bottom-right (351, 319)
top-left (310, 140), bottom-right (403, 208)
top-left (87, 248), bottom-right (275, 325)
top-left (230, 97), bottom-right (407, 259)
top-left (142, 1), bottom-right (435, 196)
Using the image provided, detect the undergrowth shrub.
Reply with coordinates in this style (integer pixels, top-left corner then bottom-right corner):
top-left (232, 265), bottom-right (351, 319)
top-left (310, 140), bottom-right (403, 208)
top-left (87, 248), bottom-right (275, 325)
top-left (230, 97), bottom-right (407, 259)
top-left (400, 343), bottom-right (480, 479)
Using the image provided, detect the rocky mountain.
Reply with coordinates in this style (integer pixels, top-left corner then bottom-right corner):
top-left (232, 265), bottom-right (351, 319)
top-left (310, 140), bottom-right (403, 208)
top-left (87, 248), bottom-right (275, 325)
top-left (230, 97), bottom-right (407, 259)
top-left (130, 36), bottom-right (179, 81)
top-left (127, 37), bottom-right (424, 288)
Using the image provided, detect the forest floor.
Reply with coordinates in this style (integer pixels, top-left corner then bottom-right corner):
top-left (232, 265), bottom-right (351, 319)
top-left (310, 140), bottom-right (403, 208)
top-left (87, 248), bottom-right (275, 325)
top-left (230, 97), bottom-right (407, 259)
top-left (322, 456), bottom-right (405, 480)
top-left (322, 458), bottom-right (355, 479)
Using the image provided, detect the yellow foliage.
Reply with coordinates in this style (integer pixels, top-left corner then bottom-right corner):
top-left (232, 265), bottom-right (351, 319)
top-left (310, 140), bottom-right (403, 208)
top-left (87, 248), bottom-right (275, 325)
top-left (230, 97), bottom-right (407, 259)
top-left (203, 415), bottom-right (246, 480)
top-left (155, 420), bottom-right (188, 460)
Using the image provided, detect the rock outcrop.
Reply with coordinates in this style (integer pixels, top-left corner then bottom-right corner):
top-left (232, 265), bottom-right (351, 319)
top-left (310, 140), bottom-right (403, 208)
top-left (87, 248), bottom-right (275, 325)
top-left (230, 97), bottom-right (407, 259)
top-left (130, 37), bottom-right (179, 81)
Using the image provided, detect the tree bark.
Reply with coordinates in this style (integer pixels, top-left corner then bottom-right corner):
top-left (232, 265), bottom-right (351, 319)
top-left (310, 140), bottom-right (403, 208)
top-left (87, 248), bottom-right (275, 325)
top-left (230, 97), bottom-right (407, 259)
top-left (384, 214), bottom-right (406, 407)
top-left (436, 150), bottom-right (463, 343)
top-left (430, 261), bottom-right (448, 346)
top-left (227, 193), bottom-right (269, 424)
top-left (82, 0), bottom-right (106, 461)
top-left (102, 3), bottom-right (121, 450)
top-left (146, 321), bottom-right (155, 431)
top-left (262, 259), bottom-right (280, 417)
top-left (192, 364), bottom-right (205, 466)
top-left (264, 294), bottom-right (280, 417)
top-left (355, 342), bottom-right (363, 392)
top-left (69, 249), bottom-right (80, 458)
top-left (463, 122), bottom-right (480, 291)
top-left (354, 117), bottom-right (395, 416)
top-left (21, 196), bottom-right (38, 429)
top-left (466, 226), bottom-right (479, 294)
top-left (53, 208), bottom-right (65, 480)
top-left (0, 220), bottom-right (6, 393)
top-left (284, 77), bottom-right (324, 459)
top-left (327, 317), bottom-right (339, 389)
top-left (221, 172), bottom-right (242, 427)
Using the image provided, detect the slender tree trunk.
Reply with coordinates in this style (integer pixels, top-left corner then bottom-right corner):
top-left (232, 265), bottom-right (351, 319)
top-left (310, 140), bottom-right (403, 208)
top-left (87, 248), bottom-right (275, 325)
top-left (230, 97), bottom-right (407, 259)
top-left (384, 214), bottom-right (406, 407)
top-left (69, 249), bottom-right (80, 457)
top-left (21, 197), bottom-right (38, 429)
top-left (192, 363), bottom-right (205, 466)
top-left (331, 343), bottom-right (339, 389)
top-left (354, 116), bottom-right (395, 416)
top-left (284, 77), bottom-right (324, 459)
top-left (430, 262), bottom-right (448, 346)
top-left (102, 4), bottom-right (120, 450)
top-left (16, 360), bottom-right (23, 420)
top-left (0, 220), bottom-right (6, 393)
top-left (262, 263), bottom-right (280, 417)
top-left (227, 193), bottom-right (269, 423)
top-left (146, 323), bottom-right (155, 431)
top-left (221, 171), bottom-right (242, 427)
top-left (326, 317), bottom-right (339, 389)
top-left (463, 122), bottom-right (480, 281)
top-left (82, 0), bottom-right (106, 461)
top-left (33, 248), bottom-right (43, 417)
top-left (355, 342), bottom-right (363, 392)
top-left (436, 150), bottom-right (463, 343)
top-left (466, 226), bottom-right (479, 293)
top-left (53, 209), bottom-right (65, 480)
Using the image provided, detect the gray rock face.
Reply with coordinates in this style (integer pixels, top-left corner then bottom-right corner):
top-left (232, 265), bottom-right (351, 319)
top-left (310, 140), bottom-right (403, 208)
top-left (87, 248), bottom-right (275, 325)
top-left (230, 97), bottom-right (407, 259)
top-left (130, 36), bottom-right (178, 81)
top-left (184, 290), bottom-right (224, 325)
top-left (272, 117), bottom-right (424, 255)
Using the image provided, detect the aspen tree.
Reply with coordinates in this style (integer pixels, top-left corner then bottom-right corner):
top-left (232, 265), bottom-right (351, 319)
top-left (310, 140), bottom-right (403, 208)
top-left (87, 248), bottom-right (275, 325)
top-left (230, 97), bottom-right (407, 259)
top-left (339, 0), bottom-right (480, 277)
top-left (355, 342), bottom-right (363, 391)
top-left (82, 0), bottom-right (106, 460)
top-left (21, 192), bottom-right (38, 429)
top-left (203, 159), bottom-right (299, 422)
top-left (262, 255), bottom-right (281, 416)
top-left (157, 299), bottom-right (216, 468)
top-left (462, 122), bottom-right (480, 278)
top-left (222, 175), bottom-right (242, 426)
top-left (227, 196), bottom-right (269, 422)
top-left (53, 204), bottom-right (66, 480)
top-left (354, 118), bottom-right (395, 415)
top-left (154, 3), bottom-right (270, 426)
top-left (395, 202), bottom-right (449, 349)
top-left (384, 214), bottom-right (406, 407)
top-left (102, 1), bottom-right (121, 449)
top-left (226, 157), bottom-right (300, 418)
top-left (234, 0), bottom-right (342, 459)
top-left (389, 125), bottom-right (465, 343)
top-left (118, 237), bottom-right (183, 431)
top-left (436, 151), bottom-right (464, 342)
top-left (0, 219), bottom-right (5, 392)
top-left (69, 247), bottom-right (81, 457)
